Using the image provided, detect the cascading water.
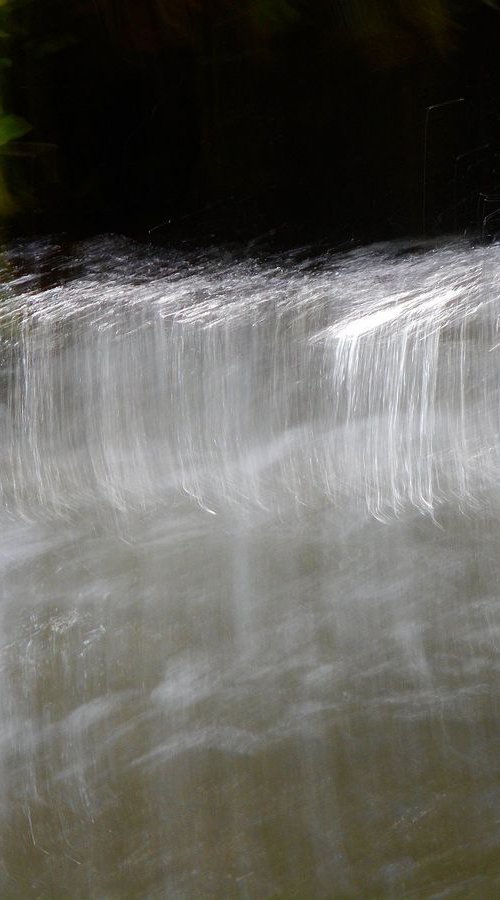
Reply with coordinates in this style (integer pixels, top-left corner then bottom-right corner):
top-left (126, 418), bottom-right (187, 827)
top-left (1, 235), bottom-right (500, 896)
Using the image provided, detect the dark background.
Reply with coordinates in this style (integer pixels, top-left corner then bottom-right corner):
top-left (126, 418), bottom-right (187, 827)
top-left (5, 0), bottom-right (500, 247)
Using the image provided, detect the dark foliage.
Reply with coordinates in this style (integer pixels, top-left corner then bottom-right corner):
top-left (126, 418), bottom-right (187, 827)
top-left (4, 0), bottom-right (500, 244)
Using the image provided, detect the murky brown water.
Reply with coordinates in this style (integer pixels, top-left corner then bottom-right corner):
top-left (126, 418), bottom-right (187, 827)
top-left (1, 237), bottom-right (500, 897)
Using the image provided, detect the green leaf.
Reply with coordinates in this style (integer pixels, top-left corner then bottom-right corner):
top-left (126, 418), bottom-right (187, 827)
top-left (0, 113), bottom-right (31, 146)
top-left (35, 34), bottom-right (78, 57)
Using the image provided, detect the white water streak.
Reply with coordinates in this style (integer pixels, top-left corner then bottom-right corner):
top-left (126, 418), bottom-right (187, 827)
top-left (1, 238), bottom-right (500, 522)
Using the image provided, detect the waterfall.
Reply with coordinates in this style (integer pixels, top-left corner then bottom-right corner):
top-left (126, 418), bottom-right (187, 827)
top-left (1, 236), bottom-right (499, 896)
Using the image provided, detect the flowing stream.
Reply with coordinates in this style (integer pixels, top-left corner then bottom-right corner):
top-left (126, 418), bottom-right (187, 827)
top-left (1, 235), bottom-right (500, 897)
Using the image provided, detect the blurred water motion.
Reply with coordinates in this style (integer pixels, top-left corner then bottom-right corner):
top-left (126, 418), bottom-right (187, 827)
top-left (1, 236), bottom-right (500, 896)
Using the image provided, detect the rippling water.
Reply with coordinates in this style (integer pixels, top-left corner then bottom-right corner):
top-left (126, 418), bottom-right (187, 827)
top-left (1, 236), bottom-right (500, 896)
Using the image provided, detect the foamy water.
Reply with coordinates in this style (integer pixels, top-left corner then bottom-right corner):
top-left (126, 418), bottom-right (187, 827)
top-left (1, 236), bottom-right (500, 896)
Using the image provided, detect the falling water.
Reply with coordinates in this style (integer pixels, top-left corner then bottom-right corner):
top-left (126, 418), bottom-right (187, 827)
top-left (1, 235), bottom-right (500, 896)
